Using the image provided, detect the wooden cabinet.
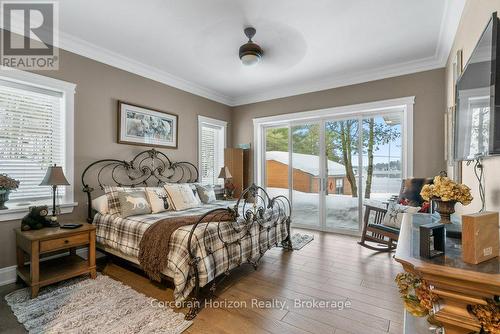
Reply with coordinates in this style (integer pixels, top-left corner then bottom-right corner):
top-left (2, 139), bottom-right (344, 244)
top-left (395, 215), bottom-right (500, 334)
top-left (224, 148), bottom-right (250, 198)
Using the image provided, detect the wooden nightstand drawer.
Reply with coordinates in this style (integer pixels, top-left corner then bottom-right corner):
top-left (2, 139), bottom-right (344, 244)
top-left (40, 233), bottom-right (89, 253)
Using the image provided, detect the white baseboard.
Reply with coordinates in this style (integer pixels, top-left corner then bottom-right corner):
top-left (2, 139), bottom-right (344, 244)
top-left (0, 249), bottom-right (105, 287)
top-left (0, 265), bottom-right (17, 286)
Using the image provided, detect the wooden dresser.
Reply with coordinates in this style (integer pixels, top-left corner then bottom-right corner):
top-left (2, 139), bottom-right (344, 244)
top-left (224, 148), bottom-right (249, 198)
top-left (395, 214), bottom-right (500, 334)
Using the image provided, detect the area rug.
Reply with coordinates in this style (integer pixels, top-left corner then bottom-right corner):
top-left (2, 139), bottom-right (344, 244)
top-left (5, 274), bottom-right (192, 334)
top-left (290, 233), bottom-right (314, 250)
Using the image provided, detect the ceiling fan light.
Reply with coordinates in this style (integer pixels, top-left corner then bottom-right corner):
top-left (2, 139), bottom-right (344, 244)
top-left (241, 53), bottom-right (261, 66)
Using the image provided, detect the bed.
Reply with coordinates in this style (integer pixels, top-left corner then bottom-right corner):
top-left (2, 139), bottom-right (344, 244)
top-left (81, 149), bottom-right (292, 319)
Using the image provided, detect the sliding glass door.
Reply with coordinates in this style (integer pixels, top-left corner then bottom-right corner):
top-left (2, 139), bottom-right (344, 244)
top-left (324, 118), bottom-right (361, 231)
top-left (361, 114), bottom-right (403, 210)
top-left (291, 122), bottom-right (321, 228)
top-left (265, 126), bottom-right (289, 199)
top-left (261, 106), bottom-right (405, 234)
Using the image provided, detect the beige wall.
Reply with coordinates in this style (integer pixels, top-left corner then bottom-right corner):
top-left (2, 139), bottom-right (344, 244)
top-left (0, 49), bottom-right (232, 269)
top-left (445, 0), bottom-right (500, 215)
top-left (0, 39), bottom-right (447, 271)
top-left (232, 68), bottom-right (446, 181)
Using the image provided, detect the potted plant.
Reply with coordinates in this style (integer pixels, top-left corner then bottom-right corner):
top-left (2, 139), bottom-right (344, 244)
top-left (420, 173), bottom-right (473, 224)
top-left (0, 174), bottom-right (20, 210)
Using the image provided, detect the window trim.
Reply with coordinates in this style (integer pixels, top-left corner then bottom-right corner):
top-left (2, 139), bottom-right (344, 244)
top-left (0, 67), bottom-right (77, 221)
top-left (197, 115), bottom-right (227, 186)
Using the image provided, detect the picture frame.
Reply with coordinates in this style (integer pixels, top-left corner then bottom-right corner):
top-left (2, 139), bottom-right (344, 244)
top-left (450, 49), bottom-right (463, 181)
top-left (117, 101), bottom-right (178, 149)
top-left (444, 105), bottom-right (455, 166)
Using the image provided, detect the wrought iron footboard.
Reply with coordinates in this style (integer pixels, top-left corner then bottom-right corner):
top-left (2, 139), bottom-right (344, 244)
top-left (81, 149), bottom-right (292, 320)
top-left (184, 184), bottom-right (292, 320)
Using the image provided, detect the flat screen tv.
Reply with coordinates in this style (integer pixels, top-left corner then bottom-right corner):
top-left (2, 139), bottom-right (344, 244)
top-left (455, 12), bottom-right (500, 161)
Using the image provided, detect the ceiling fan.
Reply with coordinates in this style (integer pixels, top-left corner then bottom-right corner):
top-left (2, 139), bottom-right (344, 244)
top-left (239, 27), bottom-right (263, 66)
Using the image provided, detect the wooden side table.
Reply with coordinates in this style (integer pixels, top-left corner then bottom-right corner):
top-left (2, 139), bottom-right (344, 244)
top-left (15, 223), bottom-right (97, 298)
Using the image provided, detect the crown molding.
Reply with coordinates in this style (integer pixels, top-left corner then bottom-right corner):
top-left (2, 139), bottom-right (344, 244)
top-left (58, 32), bottom-right (234, 106)
top-left (2, 1), bottom-right (465, 108)
top-left (434, 0), bottom-right (466, 65)
top-left (231, 56), bottom-right (443, 106)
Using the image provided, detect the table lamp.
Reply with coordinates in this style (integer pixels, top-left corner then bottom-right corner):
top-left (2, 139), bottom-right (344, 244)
top-left (40, 164), bottom-right (70, 226)
top-left (218, 166), bottom-right (232, 199)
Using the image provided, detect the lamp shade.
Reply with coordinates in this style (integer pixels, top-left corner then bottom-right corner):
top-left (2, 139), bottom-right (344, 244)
top-left (218, 166), bottom-right (232, 179)
top-left (39, 164), bottom-right (70, 186)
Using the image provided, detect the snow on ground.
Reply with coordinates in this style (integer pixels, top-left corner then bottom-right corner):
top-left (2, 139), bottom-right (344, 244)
top-left (267, 187), bottom-right (394, 230)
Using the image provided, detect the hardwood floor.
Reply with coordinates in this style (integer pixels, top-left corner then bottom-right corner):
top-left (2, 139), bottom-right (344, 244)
top-left (0, 228), bottom-right (405, 334)
top-left (104, 228), bottom-right (405, 334)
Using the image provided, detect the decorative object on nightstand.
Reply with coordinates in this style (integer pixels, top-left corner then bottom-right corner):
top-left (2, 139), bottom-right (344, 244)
top-left (15, 223), bottom-right (96, 298)
top-left (39, 164), bottom-right (70, 226)
top-left (21, 206), bottom-right (50, 231)
top-left (419, 222), bottom-right (445, 259)
top-left (420, 172), bottom-right (473, 224)
top-left (462, 211), bottom-right (499, 264)
top-left (0, 173), bottom-right (20, 210)
top-left (218, 166), bottom-right (233, 199)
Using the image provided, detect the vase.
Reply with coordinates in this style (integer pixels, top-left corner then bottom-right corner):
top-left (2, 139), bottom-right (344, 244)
top-left (434, 199), bottom-right (456, 224)
top-left (0, 189), bottom-right (11, 210)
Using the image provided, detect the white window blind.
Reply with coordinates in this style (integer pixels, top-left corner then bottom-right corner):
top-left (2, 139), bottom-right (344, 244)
top-left (198, 117), bottom-right (226, 186)
top-left (0, 79), bottom-right (65, 202)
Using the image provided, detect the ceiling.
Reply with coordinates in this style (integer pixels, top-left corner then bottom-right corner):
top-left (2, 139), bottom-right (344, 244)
top-left (57, 0), bottom-right (465, 106)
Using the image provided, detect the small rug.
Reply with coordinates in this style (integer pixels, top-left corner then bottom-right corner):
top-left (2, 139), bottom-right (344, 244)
top-left (5, 274), bottom-right (192, 334)
top-left (290, 233), bottom-right (314, 250)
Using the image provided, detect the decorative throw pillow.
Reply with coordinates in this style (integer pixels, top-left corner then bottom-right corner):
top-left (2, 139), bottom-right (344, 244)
top-left (117, 190), bottom-right (151, 218)
top-left (189, 183), bottom-right (202, 205)
top-left (195, 184), bottom-right (216, 204)
top-left (163, 183), bottom-right (201, 211)
top-left (104, 186), bottom-right (145, 215)
top-left (383, 202), bottom-right (421, 229)
top-left (165, 182), bottom-right (202, 205)
top-left (91, 195), bottom-right (109, 214)
top-left (145, 187), bottom-right (171, 213)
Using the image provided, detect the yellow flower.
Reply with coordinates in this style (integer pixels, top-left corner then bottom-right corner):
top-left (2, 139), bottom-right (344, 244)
top-left (419, 175), bottom-right (473, 205)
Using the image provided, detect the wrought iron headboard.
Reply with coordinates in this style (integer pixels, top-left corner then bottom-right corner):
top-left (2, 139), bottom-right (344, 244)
top-left (81, 149), bottom-right (198, 222)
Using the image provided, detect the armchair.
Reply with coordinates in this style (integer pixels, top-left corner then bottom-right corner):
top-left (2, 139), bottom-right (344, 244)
top-left (358, 178), bottom-right (433, 252)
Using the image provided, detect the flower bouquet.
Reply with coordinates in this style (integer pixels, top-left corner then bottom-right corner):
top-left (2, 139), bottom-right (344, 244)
top-left (395, 272), bottom-right (440, 324)
top-left (0, 174), bottom-right (20, 210)
top-left (420, 174), bottom-right (473, 224)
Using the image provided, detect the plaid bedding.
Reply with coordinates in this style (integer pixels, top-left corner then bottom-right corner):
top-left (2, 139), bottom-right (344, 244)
top-left (94, 200), bottom-right (289, 302)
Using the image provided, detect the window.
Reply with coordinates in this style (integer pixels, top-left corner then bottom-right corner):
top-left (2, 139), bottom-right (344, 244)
top-left (198, 116), bottom-right (227, 186)
top-left (0, 69), bottom-right (75, 219)
top-left (335, 178), bottom-right (343, 194)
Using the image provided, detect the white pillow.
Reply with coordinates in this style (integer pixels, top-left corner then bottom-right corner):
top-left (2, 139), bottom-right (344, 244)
top-left (165, 182), bottom-right (201, 205)
top-left (196, 184), bottom-right (216, 203)
top-left (92, 195), bottom-right (109, 214)
top-left (145, 187), bottom-right (171, 213)
top-left (383, 203), bottom-right (421, 228)
top-left (189, 183), bottom-right (202, 205)
top-left (163, 183), bottom-right (201, 211)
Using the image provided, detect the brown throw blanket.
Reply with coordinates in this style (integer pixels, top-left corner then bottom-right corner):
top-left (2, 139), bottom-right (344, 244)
top-left (138, 211), bottom-right (234, 282)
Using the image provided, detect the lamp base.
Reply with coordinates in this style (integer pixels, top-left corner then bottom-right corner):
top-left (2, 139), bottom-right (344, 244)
top-left (44, 215), bottom-right (60, 228)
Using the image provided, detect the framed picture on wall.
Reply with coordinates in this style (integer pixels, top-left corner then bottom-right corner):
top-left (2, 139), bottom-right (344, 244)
top-left (118, 101), bottom-right (178, 149)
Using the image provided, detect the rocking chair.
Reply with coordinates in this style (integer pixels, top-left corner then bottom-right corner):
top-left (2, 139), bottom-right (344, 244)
top-left (358, 178), bottom-right (433, 252)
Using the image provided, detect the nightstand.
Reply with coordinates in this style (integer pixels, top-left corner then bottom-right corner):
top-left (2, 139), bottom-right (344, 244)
top-left (14, 223), bottom-right (96, 298)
